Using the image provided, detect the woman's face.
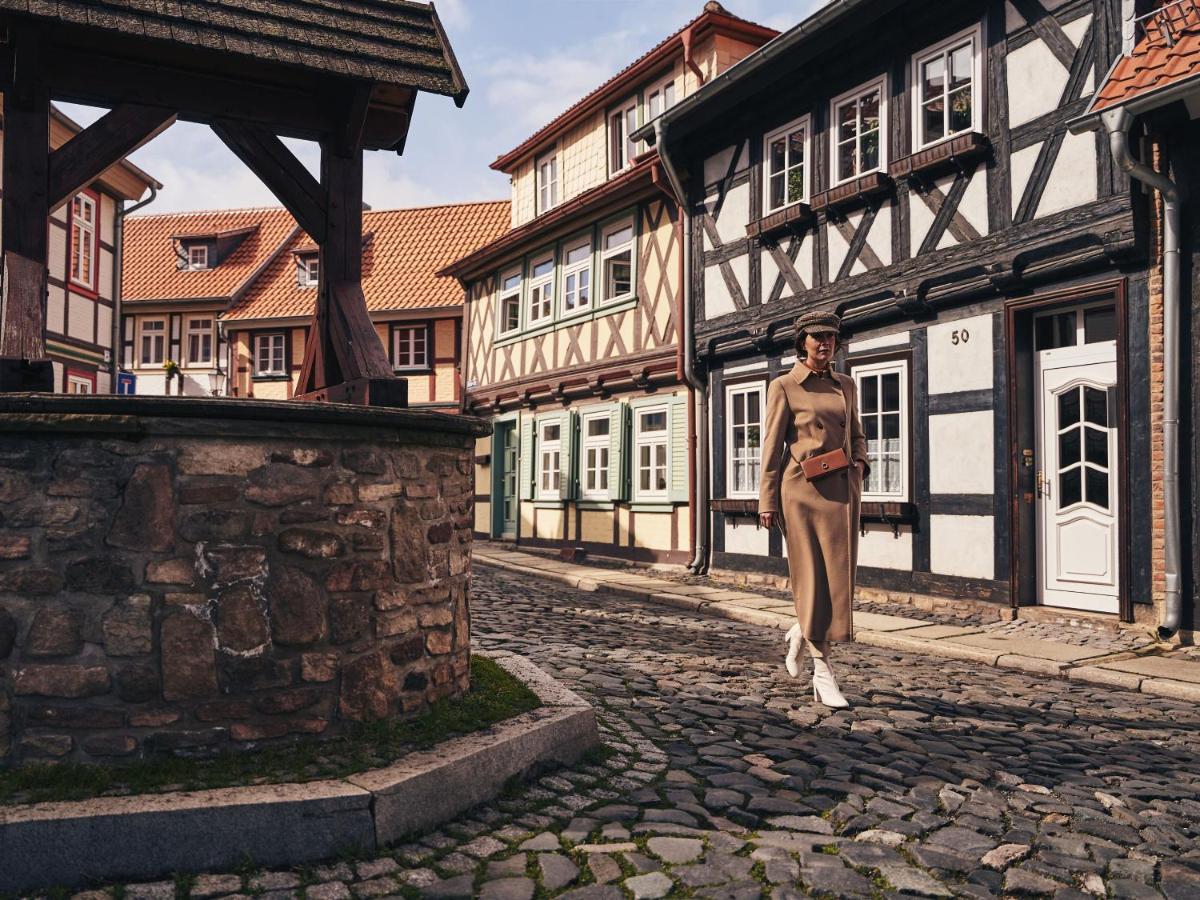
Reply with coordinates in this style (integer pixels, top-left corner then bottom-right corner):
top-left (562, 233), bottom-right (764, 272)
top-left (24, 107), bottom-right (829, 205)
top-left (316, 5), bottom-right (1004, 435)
top-left (804, 330), bottom-right (838, 368)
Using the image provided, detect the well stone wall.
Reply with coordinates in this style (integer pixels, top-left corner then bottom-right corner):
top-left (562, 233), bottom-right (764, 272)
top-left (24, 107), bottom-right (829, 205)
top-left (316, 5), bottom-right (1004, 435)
top-left (0, 396), bottom-right (488, 766)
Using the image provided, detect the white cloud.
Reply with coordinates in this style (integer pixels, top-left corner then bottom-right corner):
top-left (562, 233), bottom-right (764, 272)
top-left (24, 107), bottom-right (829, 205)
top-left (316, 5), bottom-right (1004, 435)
top-left (435, 0), bottom-right (471, 30)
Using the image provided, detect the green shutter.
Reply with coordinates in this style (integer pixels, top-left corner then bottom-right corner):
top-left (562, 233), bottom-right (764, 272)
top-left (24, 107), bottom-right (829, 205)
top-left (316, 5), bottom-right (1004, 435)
top-left (608, 403), bottom-right (630, 502)
top-left (668, 393), bottom-right (689, 504)
top-left (561, 410), bottom-right (579, 500)
top-left (518, 414), bottom-right (535, 501)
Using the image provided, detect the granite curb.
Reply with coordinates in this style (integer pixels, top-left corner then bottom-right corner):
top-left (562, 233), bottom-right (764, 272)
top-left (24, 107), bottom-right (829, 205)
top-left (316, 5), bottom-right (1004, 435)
top-left (0, 651), bottom-right (599, 893)
top-left (476, 553), bottom-right (1200, 704)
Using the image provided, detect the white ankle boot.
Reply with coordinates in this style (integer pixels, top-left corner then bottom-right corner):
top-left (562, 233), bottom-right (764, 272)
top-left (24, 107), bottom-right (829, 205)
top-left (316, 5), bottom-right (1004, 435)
top-left (783, 623), bottom-right (804, 678)
top-left (811, 657), bottom-right (849, 708)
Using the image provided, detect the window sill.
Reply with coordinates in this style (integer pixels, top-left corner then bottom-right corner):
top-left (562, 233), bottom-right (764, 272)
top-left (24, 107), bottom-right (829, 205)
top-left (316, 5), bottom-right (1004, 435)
top-left (860, 500), bottom-right (919, 536)
top-left (628, 501), bottom-right (680, 512)
top-left (888, 132), bottom-right (990, 182)
top-left (532, 499), bottom-right (567, 509)
top-left (710, 497), bottom-right (759, 518)
top-left (393, 367), bottom-right (431, 375)
top-left (746, 202), bottom-right (814, 242)
top-left (810, 171), bottom-right (892, 213)
top-left (576, 499), bottom-right (616, 510)
top-left (251, 374), bottom-right (292, 382)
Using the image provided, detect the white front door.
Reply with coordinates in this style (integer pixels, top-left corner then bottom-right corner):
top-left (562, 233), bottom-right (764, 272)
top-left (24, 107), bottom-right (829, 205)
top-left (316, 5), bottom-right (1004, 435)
top-left (1035, 306), bottom-right (1119, 612)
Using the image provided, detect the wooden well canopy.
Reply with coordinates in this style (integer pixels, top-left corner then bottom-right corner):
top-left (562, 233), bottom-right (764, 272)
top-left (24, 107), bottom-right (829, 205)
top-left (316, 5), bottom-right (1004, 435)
top-left (0, 0), bottom-right (468, 405)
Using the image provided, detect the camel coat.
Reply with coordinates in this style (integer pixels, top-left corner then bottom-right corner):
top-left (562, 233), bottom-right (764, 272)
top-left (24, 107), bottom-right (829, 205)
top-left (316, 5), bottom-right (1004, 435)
top-left (758, 363), bottom-right (869, 643)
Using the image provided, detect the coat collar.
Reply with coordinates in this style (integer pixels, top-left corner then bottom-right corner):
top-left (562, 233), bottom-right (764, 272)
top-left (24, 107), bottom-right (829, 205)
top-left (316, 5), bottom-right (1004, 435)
top-left (790, 361), bottom-right (838, 385)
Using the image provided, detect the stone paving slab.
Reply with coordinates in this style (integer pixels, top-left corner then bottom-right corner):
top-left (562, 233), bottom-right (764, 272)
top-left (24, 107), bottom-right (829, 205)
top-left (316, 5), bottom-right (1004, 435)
top-left (949, 633), bottom-right (1115, 662)
top-left (1092, 654), bottom-right (1200, 682)
top-left (855, 611), bottom-right (929, 633)
top-left (901, 624), bottom-right (988, 639)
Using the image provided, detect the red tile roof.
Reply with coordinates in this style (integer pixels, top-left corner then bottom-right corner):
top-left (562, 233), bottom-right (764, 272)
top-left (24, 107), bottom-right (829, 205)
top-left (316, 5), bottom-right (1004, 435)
top-left (1092, 1), bottom-right (1200, 112)
top-left (123, 208), bottom-right (300, 303)
top-left (222, 200), bottom-right (511, 322)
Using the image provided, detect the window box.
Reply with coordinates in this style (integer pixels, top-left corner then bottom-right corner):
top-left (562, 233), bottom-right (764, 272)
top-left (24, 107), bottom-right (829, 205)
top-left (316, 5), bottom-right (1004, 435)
top-left (860, 501), bottom-right (920, 536)
top-left (810, 171), bottom-right (892, 213)
top-left (746, 201), bottom-right (815, 241)
top-left (888, 131), bottom-right (989, 181)
top-left (710, 498), bottom-right (759, 518)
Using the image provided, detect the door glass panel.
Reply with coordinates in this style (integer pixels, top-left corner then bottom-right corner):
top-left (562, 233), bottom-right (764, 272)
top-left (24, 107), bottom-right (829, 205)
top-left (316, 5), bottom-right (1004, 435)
top-left (1084, 306), bottom-right (1116, 344)
top-left (1084, 386), bottom-right (1107, 426)
top-left (862, 375), bottom-right (878, 413)
top-left (864, 416), bottom-right (879, 441)
top-left (883, 412), bottom-right (901, 440)
top-left (1085, 467), bottom-right (1110, 509)
top-left (1084, 426), bottom-right (1108, 467)
top-left (1036, 312), bottom-right (1078, 350)
top-left (1058, 428), bottom-right (1081, 467)
top-left (1060, 467), bottom-right (1082, 508)
top-left (1058, 388), bottom-right (1080, 426)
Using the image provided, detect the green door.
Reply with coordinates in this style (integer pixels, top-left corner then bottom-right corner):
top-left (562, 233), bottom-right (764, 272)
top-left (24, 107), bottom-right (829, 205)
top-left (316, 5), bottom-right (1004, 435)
top-left (499, 422), bottom-right (518, 539)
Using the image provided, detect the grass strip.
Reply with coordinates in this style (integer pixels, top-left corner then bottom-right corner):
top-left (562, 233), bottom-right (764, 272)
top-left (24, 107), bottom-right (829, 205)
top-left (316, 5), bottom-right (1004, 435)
top-left (0, 655), bottom-right (541, 806)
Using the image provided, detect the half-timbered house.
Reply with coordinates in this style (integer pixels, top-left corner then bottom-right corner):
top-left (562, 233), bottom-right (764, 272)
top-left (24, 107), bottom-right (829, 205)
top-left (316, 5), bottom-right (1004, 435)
top-left (444, 3), bottom-right (777, 563)
top-left (646, 0), bottom-right (1161, 626)
top-left (1, 106), bottom-right (160, 394)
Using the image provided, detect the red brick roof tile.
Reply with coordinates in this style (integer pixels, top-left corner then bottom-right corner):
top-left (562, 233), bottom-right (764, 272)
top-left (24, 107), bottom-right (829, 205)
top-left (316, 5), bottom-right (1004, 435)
top-left (1092, 1), bottom-right (1200, 112)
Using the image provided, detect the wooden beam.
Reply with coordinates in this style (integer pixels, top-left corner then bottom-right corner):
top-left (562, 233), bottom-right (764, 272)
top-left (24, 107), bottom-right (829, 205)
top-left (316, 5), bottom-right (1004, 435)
top-left (210, 120), bottom-right (327, 242)
top-left (48, 103), bottom-right (175, 210)
top-left (339, 84), bottom-right (373, 157)
top-left (1, 27), bottom-right (50, 360)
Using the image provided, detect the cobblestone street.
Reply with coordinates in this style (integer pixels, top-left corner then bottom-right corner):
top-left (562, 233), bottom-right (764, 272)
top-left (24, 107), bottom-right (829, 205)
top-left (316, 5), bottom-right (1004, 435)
top-left (81, 567), bottom-right (1200, 899)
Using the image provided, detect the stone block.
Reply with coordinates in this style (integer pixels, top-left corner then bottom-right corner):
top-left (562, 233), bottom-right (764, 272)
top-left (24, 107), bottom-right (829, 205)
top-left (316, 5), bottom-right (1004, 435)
top-left (376, 609), bottom-right (417, 637)
top-left (301, 652), bottom-right (339, 683)
top-left (426, 630), bottom-right (452, 656)
top-left (117, 664), bottom-right (160, 703)
top-left (21, 732), bottom-right (73, 757)
top-left (417, 605), bottom-right (453, 628)
top-left (256, 688), bottom-right (320, 715)
top-left (204, 546), bottom-right (268, 587)
top-left (103, 594), bottom-right (154, 657)
top-left (130, 710), bottom-right (180, 728)
top-left (178, 510), bottom-right (249, 543)
top-left (392, 507), bottom-right (430, 583)
top-left (358, 483), bottom-right (404, 501)
top-left (388, 634), bottom-right (425, 665)
top-left (177, 442), bottom-right (266, 475)
top-left (65, 557), bottom-right (135, 594)
top-left (0, 566), bottom-right (64, 595)
top-left (26, 606), bottom-right (83, 658)
top-left (268, 566), bottom-right (328, 647)
top-left (216, 585), bottom-right (270, 653)
top-left (245, 464), bottom-right (323, 507)
top-left (0, 535), bottom-right (32, 559)
top-left (13, 665), bottom-right (110, 698)
top-left (82, 734), bottom-right (138, 757)
top-left (427, 522), bottom-right (453, 544)
top-left (339, 650), bottom-right (398, 720)
top-left (271, 448), bottom-right (334, 468)
top-left (195, 701), bottom-right (253, 723)
top-left (323, 482), bottom-right (355, 505)
top-left (219, 655), bottom-right (293, 692)
top-left (107, 463), bottom-right (176, 552)
top-left (146, 558), bottom-right (195, 585)
top-left (279, 528), bottom-right (344, 559)
top-left (336, 509), bottom-right (387, 529)
top-left (330, 595), bottom-right (371, 644)
top-left (26, 705), bottom-right (124, 729)
top-left (161, 609), bottom-right (218, 701)
top-left (342, 448), bottom-right (387, 474)
top-left (0, 606), bottom-right (16, 659)
top-left (325, 561), bottom-right (390, 592)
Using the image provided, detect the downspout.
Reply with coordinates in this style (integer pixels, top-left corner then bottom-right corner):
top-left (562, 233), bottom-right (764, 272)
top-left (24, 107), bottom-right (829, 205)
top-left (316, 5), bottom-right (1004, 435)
top-left (113, 184), bottom-right (159, 390)
top-left (1101, 106), bottom-right (1182, 638)
top-left (653, 118), bottom-right (709, 573)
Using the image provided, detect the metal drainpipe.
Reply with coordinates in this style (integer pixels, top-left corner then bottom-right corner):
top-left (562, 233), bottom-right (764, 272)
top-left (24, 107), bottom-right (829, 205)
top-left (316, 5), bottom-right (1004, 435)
top-left (1101, 106), bottom-right (1183, 638)
top-left (653, 119), bottom-right (709, 573)
top-left (113, 185), bottom-right (159, 390)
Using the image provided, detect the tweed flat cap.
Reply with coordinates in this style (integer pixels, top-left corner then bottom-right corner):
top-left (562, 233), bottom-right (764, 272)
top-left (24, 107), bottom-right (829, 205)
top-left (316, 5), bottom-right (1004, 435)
top-left (795, 310), bottom-right (842, 334)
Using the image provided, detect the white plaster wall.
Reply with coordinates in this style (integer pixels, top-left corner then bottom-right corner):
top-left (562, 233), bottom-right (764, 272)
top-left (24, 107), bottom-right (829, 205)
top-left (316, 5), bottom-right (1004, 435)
top-left (705, 263), bottom-right (738, 320)
top-left (47, 285), bottom-right (66, 334)
top-left (859, 526), bottom-right (914, 570)
top-left (866, 204), bottom-right (892, 269)
top-left (796, 234), bottom-right (814, 290)
top-left (929, 411), bottom-right (994, 495)
top-left (959, 169), bottom-right (989, 237)
top-left (927, 313), bottom-right (993, 394)
top-left (67, 294), bottom-right (93, 342)
top-left (716, 182), bottom-right (749, 245)
top-left (99, 249), bottom-right (114, 302)
top-left (1010, 143), bottom-right (1040, 214)
top-left (827, 220), bottom-right (850, 279)
top-left (937, 228), bottom-right (958, 252)
top-left (97, 304), bottom-right (113, 354)
top-left (96, 370), bottom-right (112, 394)
top-left (1007, 39), bottom-right (1068, 127)
top-left (724, 520), bottom-right (770, 556)
top-left (49, 225), bottom-right (67, 280)
top-left (762, 242), bottom-right (780, 300)
top-left (930, 514), bottom-right (994, 579)
top-left (908, 190), bottom-right (936, 258)
top-left (1038, 130), bottom-right (1098, 218)
top-left (724, 361), bottom-right (768, 376)
top-left (849, 330), bottom-right (909, 353)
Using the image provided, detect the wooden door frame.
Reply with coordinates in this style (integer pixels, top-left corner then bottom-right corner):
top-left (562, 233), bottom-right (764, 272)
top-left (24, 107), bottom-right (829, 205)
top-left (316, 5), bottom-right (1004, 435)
top-left (490, 413), bottom-right (519, 540)
top-left (1004, 278), bottom-right (1132, 621)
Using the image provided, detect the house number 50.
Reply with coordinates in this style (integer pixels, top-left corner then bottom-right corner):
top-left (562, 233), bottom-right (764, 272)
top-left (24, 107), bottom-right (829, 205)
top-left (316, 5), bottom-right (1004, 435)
top-left (951, 329), bottom-right (970, 346)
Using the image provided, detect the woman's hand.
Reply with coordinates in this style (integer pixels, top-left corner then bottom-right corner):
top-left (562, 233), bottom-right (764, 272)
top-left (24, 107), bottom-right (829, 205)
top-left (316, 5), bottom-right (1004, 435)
top-left (759, 512), bottom-right (776, 530)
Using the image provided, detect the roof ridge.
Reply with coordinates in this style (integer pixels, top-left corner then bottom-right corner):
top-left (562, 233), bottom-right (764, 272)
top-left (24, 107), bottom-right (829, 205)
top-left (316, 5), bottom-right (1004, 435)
top-left (362, 198), bottom-right (511, 213)
top-left (126, 205), bottom-right (293, 221)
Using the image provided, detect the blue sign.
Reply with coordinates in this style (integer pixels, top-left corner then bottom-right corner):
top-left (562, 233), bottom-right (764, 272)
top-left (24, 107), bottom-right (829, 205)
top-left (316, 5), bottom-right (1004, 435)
top-left (116, 372), bottom-right (137, 395)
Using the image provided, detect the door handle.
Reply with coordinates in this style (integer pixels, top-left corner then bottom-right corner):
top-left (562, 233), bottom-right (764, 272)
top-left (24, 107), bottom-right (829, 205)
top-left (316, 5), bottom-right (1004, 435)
top-left (1036, 470), bottom-right (1049, 499)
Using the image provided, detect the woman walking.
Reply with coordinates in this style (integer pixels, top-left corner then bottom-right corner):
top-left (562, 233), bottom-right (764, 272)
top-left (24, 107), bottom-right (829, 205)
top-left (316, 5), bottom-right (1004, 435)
top-left (758, 311), bottom-right (869, 708)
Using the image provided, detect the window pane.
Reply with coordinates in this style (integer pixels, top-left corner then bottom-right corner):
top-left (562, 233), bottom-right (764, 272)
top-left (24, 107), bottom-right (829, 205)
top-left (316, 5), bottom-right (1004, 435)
top-left (605, 225), bottom-right (634, 249)
top-left (1086, 467), bottom-right (1109, 509)
top-left (923, 101), bottom-right (945, 143)
top-left (864, 416), bottom-right (879, 441)
top-left (883, 412), bottom-right (900, 440)
top-left (861, 90), bottom-right (880, 133)
top-left (532, 257), bottom-right (554, 278)
top-left (588, 418), bottom-right (609, 437)
top-left (605, 252), bottom-right (632, 299)
top-left (1059, 427), bottom-right (1081, 467)
top-left (922, 56), bottom-right (946, 101)
top-left (770, 173), bottom-right (785, 210)
top-left (502, 272), bottom-right (521, 291)
top-left (1084, 386), bottom-right (1108, 426)
top-left (1058, 388), bottom-right (1081, 427)
top-left (882, 373), bottom-right (900, 411)
top-left (640, 411), bottom-right (667, 432)
top-left (1059, 467), bottom-right (1082, 508)
top-left (950, 43), bottom-right (973, 90)
top-left (732, 394), bottom-right (745, 426)
top-left (949, 87), bottom-right (972, 133)
top-left (839, 140), bottom-right (856, 180)
top-left (664, 83), bottom-right (675, 108)
top-left (788, 167), bottom-right (804, 204)
top-left (770, 137), bottom-right (786, 175)
top-left (837, 100), bottom-right (857, 142)
top-left (747, 391), bottom-right (760, 422)
top-left (1084, 426), bottom-right (1108, 467)
top-left (1084, 307), bottom-right (1116, 344)
top-left (747, 424), bottom-right (760, 449)
top-left (566, 242), bottom-right (590, 265)
top-left (543, 423), bottom-right (560, 442)
top-left (861, 128), bottom-right (880, 171)
top-left (788, 130), bottom-right (805, 166)
top-left (862, 375), bottom-right (878, 414)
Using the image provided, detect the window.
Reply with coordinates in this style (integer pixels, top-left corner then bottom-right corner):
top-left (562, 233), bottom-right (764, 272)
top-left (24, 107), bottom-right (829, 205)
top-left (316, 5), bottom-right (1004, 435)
top-left (635, 406), bottom-right (668, 499)
top-left (914, 28), bottom-right (980, 149)
top-left (609, 97), bottom-right (638, 173)
top-left (185, 317), bottom-right (213, 366)
top-left (536, 151), bottom-right (558, 214)
top-left (393, 325), bottom-right (428, 370)
top-left (562, 238), bottom-right (592, 314)
top-left (70, 193), bottom-right (97, 289)
top-left (727, 384), bottom-right (764, 496)
top-left (539, 420), bottom-right (562, 499)
top-left (831, 77), bottom-right (886, 184)
top-left (600, 219), bottom-right (634, 303)
top-left (497, 267), bottom-right (522, 336)
top-left (646, 73), bottom-right (677, 122)
top-left (187, 245), bottom-right (209, 270)
top-left (763, 116), bottom-right (810, 213)
top-left (299, 255), bottom-right (319, 287)
top-left (528, 253), bottom-right (555, 326)
top-left (138, 319), bottom-right (165, 366)
top-left (581, 412), bottom-right (610, 499)
top-left (853, 358), bottom-right (909, 501)
top-left (66, 372), bottom-right (94, 394)
top-left (255, 333), bottom-right (287, 376)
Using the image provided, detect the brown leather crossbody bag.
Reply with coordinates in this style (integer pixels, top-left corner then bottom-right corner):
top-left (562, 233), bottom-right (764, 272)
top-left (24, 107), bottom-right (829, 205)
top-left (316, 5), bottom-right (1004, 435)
top-left (800, 447), bottom-right (850, 481)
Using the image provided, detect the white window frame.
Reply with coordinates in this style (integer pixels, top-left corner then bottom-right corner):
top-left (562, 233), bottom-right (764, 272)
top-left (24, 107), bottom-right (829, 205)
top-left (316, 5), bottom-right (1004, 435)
top-left (187, 245), bottom-right (209, 271)
top-left (762, 114), bottom-right (811, 214)
top-left (634, 405), bottom-right (669, 500)
top-left (851, 357), bottom-right (910, 503)
top-left (301, 255), bottom-right (319, 287)
top-left (599, 217), bottom-right (635, 305)
top-left (645, 72), bottom-right (677, 123)
top-left (393, 324), bottom-right (428, 370)
top-left (69, 193), bottom-right (97, 289)
top-left (527, 251), bottom-right (555, 327)
top-left (67, 373), bottom-right (93, 395)
top-left (561, 235), bottom-right (593, 316)
top-left (912, 25), bottom-right (983, 151)
top-left (580, 410), bottom-right (611, 499)
top-left (538, 419), bottom-right (563, 500)
top-left (138, 318), bottom-right (165, 367)
top-left (829, 75), bottom-right (888, 186)
top-left (726, 382), bottom-right (766, 498)
top-left (536, 150), bottom-right (559, 214)
top-left (184, 317), bottom-right (213, 367)
top-left (254, 332), bottom-right (287, 377)
top-left (609, 96), bottom-right (638, 174)
top-left (497, 266), bottom-right (523, 337)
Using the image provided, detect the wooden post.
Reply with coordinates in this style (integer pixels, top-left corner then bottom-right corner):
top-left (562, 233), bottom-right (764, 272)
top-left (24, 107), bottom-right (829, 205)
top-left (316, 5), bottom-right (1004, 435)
top-left (0, 26), bottom-right (52, 374)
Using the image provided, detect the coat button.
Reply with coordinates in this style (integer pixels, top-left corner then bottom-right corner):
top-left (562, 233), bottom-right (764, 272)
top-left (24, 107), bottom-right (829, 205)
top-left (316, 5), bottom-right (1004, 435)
top-left (816, 422), bottom-right (824, 430)
top-left (839, 420), bottom-right (845, 427)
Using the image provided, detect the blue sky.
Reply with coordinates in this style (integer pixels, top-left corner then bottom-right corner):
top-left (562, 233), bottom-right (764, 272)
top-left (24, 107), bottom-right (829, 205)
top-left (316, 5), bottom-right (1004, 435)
top-left (63, 0), bottom-right (824, 214)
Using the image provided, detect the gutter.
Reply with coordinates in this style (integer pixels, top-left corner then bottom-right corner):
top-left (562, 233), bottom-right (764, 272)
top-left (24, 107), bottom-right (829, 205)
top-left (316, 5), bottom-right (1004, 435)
top-left (1099, 106), bottom-right (1183, 638)
top-left (113, 184), bottom-right (159, 388)
top-left (653, 118), bottom-right (709, 574)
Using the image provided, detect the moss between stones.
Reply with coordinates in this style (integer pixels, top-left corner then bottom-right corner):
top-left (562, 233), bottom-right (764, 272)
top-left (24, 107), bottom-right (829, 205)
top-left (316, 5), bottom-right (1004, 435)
top-left (0, 656), bottom-right (540, 806)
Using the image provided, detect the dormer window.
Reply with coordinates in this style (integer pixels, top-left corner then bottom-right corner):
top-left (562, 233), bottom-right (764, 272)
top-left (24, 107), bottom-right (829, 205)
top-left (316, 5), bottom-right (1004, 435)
top-left (609, 97), bottom-right (638, 174)
top-left (536, 151), bottom-right (558, 214)
top-left (299, 254), bottom-right (319, 287)
top-left (646, 73), bottom-right (676, 121)
top-left (187, 245), bottom-right (209, 270)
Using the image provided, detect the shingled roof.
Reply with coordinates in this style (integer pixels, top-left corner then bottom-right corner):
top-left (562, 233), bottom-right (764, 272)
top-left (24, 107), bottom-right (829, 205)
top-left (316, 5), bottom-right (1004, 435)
top-left (0, 0), bottom-right (468, 105)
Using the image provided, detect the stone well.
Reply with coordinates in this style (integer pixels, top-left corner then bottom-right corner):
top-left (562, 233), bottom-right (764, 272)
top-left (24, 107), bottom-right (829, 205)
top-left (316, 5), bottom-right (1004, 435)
top-left (0, 394), bottom-right (489, 765)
